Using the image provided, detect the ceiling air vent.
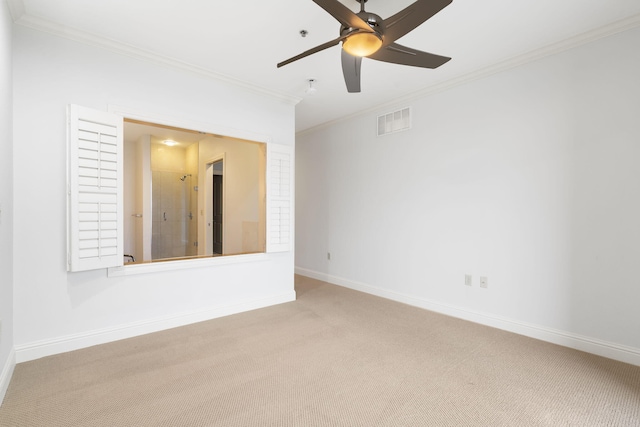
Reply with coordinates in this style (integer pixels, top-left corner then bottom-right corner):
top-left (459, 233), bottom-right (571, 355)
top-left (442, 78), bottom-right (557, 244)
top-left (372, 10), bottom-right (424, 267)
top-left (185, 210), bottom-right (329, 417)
top-left (377, 107), bottom-right (411, 136)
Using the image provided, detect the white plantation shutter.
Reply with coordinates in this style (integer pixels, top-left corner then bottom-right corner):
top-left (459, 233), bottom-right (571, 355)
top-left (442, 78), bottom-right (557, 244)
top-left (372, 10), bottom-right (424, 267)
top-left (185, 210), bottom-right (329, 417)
top-left (266, 143), bottom-right (293, 253)
top-left (67, 105), bottom-right (123, 272)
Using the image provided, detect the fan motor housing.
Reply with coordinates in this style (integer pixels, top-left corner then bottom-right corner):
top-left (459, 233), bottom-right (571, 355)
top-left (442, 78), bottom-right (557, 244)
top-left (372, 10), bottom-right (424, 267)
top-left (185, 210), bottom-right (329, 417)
top-left (340, 11), bottom-right (385, 38)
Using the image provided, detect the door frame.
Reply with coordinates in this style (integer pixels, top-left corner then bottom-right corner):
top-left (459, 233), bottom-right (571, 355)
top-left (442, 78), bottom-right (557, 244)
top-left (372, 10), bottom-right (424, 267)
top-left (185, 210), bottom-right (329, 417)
top-left (204, 153), bottom-right (226, 256)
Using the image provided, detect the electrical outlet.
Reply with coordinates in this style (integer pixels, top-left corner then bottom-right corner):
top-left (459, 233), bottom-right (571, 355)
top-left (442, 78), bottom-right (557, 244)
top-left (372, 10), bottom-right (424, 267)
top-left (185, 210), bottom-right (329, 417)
top-left (465, 274), bottom-right (472, 286)
top-left (480, 276), bottom-right (488, 288)
top-left (327, 252), bottom-right (331, 261)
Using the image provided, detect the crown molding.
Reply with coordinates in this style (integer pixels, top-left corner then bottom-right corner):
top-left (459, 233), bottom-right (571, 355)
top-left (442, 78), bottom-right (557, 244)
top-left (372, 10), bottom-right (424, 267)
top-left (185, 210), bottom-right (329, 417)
top-left (12, 11), bottom-right (302, 106)
top-left (297, 12), bottom-right (640, 137)
top-left (6, 0), bottom-right (25, 21)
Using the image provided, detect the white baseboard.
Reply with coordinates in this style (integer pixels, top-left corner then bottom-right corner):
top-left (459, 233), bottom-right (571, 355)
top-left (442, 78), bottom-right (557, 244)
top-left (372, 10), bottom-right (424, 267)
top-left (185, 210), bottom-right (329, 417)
top-left (0, 349), bottom-right (16, 405)
top-left (15, 291), bottom-right (296, 363)
top-left (295, 267), bottom-right (640, 367)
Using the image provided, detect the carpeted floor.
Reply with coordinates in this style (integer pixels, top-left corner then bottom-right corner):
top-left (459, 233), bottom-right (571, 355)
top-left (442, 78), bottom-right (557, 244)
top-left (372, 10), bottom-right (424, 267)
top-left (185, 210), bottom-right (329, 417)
top-left (1, 275), bottom-right (639, 426)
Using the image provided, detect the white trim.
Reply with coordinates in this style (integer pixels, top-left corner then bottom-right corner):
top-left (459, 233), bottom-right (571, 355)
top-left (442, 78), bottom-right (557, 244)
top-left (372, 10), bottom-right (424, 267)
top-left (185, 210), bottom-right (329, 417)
top-left (109, 252), bottom-right (268, 277)
top-left (0, 349), bottom-right (16, 405)
top-left (15, 291), bottom-right (296, 363)
top-left (204, 154), bottom-right (226, 256)
top-left (12, 13), bottom-right (301, 106)
top-left (297, 13), bottom-right (640, 137)
top-left (295, 267), bottom-right (640, 367)
top-left (6, 0), bottom-right (25, 21)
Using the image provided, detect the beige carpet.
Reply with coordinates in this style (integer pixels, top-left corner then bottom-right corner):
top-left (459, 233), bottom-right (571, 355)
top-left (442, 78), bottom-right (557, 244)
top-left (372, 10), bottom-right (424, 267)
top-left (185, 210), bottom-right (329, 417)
top-left (1, 275), bottom-right (639, 426)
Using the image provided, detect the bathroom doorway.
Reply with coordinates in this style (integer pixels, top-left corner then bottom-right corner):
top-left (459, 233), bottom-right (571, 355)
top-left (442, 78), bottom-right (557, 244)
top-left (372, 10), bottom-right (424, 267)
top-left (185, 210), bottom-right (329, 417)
top-left (206, 158), bottom-right (224, 255)
top-left (212, 161), bottom-right (223, 254)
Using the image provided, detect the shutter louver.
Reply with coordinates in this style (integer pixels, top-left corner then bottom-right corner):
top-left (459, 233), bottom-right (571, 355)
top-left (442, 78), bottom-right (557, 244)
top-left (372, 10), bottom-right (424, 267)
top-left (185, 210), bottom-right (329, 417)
top-left (68, 105), bottom-right (123, 272)
top-left (266, 144), bottom-right (293, 253)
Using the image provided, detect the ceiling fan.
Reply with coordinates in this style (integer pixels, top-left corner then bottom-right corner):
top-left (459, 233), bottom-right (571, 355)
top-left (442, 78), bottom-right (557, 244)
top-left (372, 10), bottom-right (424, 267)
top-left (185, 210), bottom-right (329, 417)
top-left (277, 0), bottom-right (453, 93)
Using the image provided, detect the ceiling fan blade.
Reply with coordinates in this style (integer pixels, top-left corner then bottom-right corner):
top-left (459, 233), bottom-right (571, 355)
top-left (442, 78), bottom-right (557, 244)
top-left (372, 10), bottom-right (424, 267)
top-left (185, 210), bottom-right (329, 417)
top-left (278, 36), bottom-right (346, 68)
top-left (313, 0), bottom-right (373, 32)
top-left (368, 43), bottom-right (450, 68)
top-left (382, 0), bottom-right (452, 43)
top-left (341, 49), bottom-right (362, 93)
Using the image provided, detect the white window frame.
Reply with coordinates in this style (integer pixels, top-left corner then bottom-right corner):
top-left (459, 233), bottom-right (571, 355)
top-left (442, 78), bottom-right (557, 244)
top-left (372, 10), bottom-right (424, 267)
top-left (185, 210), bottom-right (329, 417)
top-left (67, 104), bottom-right (293, 277)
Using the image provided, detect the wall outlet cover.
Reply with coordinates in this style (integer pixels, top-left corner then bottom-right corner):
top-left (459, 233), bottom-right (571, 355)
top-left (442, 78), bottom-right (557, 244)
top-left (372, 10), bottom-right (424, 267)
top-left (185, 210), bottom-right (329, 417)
top-left (480, 277), bottom-right (488, 288)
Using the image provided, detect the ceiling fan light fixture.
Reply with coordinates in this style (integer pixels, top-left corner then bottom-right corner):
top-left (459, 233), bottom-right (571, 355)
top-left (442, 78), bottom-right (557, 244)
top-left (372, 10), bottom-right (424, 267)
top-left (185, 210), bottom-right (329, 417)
top-left (276, 0), bottom-right (452, 93)
top-left (342, 32), bottom-right (382, 57)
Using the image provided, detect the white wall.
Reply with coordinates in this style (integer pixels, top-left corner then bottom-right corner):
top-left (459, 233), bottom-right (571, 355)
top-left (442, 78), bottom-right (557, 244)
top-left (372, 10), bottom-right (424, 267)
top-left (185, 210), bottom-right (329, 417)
top-left (12, 25), bottom-right (296, 361)
top-left (296, 27), bottom-right (640, 364)
top-left (0, 0), bottom-right (15, 401)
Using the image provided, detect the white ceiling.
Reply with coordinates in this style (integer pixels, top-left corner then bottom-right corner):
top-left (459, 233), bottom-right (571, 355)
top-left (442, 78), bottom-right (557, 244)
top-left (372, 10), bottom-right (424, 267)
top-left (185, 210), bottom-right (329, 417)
top-left (8, 0), bottom-right (640, 132)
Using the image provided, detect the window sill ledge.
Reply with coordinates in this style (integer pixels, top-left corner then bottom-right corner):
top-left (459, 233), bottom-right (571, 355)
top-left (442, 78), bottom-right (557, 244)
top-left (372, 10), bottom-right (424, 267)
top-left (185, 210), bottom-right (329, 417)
top-left (107, 252), bottom-right (268, 277)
